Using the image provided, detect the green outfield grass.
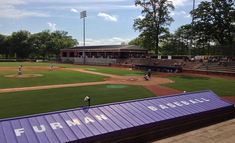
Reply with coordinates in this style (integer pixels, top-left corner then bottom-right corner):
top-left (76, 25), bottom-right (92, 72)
top-left (0, 84), bottom-right (155, 119)
top-left (0, 62), bottom-right (144, 76)
top-left (163, 75), bottom-right (235, 96)
top-left (0, 62), bottom-right (76, 68)
top-left (0, 70), bottom-right (106, 89)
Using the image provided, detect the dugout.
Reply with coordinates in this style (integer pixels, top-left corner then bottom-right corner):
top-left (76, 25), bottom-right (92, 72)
top-left (0, 90), bottom-right (234, 143)
top-left (134, 64), bottom-right (183, 73)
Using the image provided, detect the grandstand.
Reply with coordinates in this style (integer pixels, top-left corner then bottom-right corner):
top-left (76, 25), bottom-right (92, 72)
top-left (60, 45), bottom-right (148, 65)
top-left (195, 62), bottom-right (235, 73)
top-left (60, 46), bottom-right (235, 75)
top-left (119, 57), bottom-right (235, 76)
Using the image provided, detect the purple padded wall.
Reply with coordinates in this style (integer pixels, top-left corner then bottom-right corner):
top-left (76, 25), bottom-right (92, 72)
top-left (0, 90), bottom-right (234, 143)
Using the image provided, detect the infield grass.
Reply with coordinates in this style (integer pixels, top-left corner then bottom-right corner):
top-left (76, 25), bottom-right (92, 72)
top-left (163, 75), bottom-right (235, 96)
top-left (81, 66), bottom-right (144, 76)
top-left (0, 84), bottom-right (155, 119)
top-left (0, 70), bottom-right (106, 89)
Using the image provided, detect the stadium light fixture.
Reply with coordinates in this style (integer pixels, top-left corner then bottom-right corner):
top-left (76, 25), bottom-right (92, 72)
top-left (80, 11), bottom-right (87, 64)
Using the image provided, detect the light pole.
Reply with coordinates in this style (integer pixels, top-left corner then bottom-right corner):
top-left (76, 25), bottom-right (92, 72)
top-left (80, 11), bottom-right (87, 64)
top-left (189, 0), bottom-right (196, 57)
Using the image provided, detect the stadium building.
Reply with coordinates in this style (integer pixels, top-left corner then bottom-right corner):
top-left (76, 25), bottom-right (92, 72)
top-left (60, 45), bottom-right (148, 65)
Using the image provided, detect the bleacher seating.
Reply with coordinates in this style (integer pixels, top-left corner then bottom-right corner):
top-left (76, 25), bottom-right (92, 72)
top-left (119, 58), bottom-right (184, 67)
top-left (182, 61), bottom-right (203, 69)
top-left (118, 57), bottom-right (235, 74)
top-left (197, 62), bottom-right (235, 73)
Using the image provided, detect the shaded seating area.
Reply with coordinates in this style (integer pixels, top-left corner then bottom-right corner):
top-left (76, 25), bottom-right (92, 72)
top-left (197, 61), bottom-right (235, 73)
top-left (135, 64), bottom-right (183, 73)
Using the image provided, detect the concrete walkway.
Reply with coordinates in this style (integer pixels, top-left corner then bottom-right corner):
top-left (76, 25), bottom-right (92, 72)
top-left (153, 118), bottom-right (235, 143)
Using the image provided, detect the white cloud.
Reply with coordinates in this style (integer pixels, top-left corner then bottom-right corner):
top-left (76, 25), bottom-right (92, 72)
top-left (79, 37), bottom-right (131, 45)
top-left (118, 4), bottom-right (141, 10)
top-left (185, 14), bottom-right (191, 18)
top-left (171, 0), bottom-right (189, 7)
top-left (109, 37), bottom-right (124, 42)
top-left (137, 15), bottom-right (144, 20)
top-left (0, 0), bottom-right (26, 5)
top-left (0, 0), bottom-right (139, 15)
top-left (27, 0), bottom-right (125, 4)
top-left (97, 12), bottom-right (118, 22)
top-left (0, 5), bottom-right (48, 18)
top-left (170, 11), bottom-right (186, 16)
top-left (170, 10), bottom-right (191, 19)
top-left (171, 0), bottom-right (210, 8)
top-left (70, 8), bottom-right (79, 13)
top-left (47, 22), bottom-right (56, 31)
top-left (0, 0), bottom-right (48, 18)
top-left (41, 4), bottom-right (138, 12)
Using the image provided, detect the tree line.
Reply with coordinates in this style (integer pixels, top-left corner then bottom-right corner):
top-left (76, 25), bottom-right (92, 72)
top-left (0, 30), bottom-right (78, 60)
top-left (130, 0), bottom-right (235, 56)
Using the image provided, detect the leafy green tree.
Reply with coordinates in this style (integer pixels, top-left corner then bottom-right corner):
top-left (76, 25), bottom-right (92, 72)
top-left (192, 0), bottom-right (235, 55)
top-left (134, 0), bottom-right (174, 55)
top-left (0, 29), bottom-right (77, 59)
top-left (191, 1), bottom-right (213, 55)
top-left (212, 0), bottom-right (234, 45)
top-left (0, 34), bottom-right (6, 57)
top-left (128, 37), bottom-right (143, 47)
top-left (161, 32), bottom-right (188, 55)
top-left (50, 31), bottom-right (78, 58)
top-left (37, 30), bottom-right (53, 59)
top-left (1, 36), bottom-right (13, 59)
top-left (174, 24), bottom-right (192, 55)
top-left (29, 30), bottom-right (77, 59)
top-left (192, 1), bottom-right (213, 47)
top-left (9, 30), bottom-right (31, 59)
top-left (161, 33), bottom-right (177, 55)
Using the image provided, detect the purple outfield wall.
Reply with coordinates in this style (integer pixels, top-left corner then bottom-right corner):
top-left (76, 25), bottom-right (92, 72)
top-left (0, 91), bottom-right (234, 143)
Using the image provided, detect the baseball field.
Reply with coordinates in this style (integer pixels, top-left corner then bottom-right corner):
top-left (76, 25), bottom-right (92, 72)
top-left (0, 62), bottom-right (234, 119)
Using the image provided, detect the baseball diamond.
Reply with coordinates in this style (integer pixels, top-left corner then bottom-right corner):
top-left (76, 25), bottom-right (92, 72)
top-left (0, 0), bottom-right (235, 142)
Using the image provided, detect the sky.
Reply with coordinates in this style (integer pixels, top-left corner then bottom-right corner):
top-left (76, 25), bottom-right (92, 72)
top-left (0, 0), bottom-right (206, 45)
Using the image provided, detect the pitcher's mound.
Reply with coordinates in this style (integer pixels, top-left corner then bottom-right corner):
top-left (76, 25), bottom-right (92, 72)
top-left (4, 74), bottom-right (43, 78)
